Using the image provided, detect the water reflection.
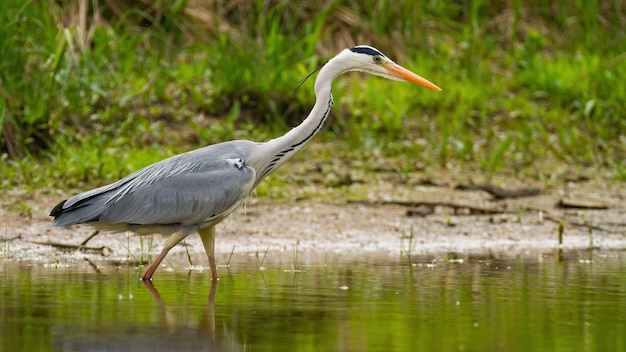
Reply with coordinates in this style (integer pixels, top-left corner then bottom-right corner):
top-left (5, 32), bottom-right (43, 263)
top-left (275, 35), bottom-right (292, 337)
top-left (49, 276), bottom-right (233, 351)
top-left (1, 251), bottom-right (625, 351)
top-left (141, 279), bottom-right (218, 339)
top-left (53, 326), bottom-right (233, 352)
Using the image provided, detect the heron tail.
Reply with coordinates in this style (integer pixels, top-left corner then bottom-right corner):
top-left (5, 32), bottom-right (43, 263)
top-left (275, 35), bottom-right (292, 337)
top-left (50, 197), bottom-right (106, 226)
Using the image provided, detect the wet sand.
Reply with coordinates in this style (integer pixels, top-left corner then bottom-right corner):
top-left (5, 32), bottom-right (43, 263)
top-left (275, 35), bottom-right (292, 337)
top-left (2, 176), bottom-right (625, 271)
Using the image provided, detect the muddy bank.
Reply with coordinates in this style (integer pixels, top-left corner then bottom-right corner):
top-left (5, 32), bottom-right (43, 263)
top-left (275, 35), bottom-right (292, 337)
top-left (1, 178), bottom-right (625, 271)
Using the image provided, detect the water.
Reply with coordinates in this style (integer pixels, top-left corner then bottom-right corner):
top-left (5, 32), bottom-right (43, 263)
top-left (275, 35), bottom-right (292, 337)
top-left (1, 252), bottom-right (625, 351)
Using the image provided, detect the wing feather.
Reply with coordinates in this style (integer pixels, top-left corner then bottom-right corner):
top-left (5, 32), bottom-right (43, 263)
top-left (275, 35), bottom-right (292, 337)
top-left (101, 166), bottom-right (255, 225)
top-left (52, 140), bottom-right (258, 228)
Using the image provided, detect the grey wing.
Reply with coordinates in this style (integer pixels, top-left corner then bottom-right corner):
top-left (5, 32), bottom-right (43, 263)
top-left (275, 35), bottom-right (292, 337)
top-left (101, 164), bottom-right (255, 225)
top-left (52, 151), bottom-right (257, 227)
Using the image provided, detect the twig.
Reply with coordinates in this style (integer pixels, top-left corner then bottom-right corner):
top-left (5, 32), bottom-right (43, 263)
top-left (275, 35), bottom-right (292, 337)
top-left (352, 199), bottom-right (625, 233)
top-left (456, 183), bottom-right (541, 199)
top-left (28, 240), bottom-right (110, 255)
top-left (376, 199), bottom-right (505, 215)
top-left (558, 198), bottom-right (610, 209)
top-left (80, 230), bottom-right (100, 246)
top-left (0, 234), bottom-right (21, 242)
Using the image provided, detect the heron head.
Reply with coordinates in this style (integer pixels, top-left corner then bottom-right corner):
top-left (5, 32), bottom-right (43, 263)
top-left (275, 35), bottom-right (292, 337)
top-left (342, 45), bottom-right (441, 91)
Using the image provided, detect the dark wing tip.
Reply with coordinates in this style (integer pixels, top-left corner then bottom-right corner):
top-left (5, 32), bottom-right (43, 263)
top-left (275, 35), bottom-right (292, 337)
top-left (49, 200), bottom-right (67, 217)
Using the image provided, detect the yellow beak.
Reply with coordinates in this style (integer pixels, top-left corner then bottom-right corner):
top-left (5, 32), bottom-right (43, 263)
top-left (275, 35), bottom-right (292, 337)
top-left (385, 62), bottom-right (442, 91)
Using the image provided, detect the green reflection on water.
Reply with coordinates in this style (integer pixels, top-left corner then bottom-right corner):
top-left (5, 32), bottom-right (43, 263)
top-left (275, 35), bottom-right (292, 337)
top-left (1, 253), bottom-right (625, 351)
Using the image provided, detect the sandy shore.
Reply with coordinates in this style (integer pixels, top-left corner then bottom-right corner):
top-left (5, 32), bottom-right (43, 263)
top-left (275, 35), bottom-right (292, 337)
top-left (2, 177), bottom-right (625, 272)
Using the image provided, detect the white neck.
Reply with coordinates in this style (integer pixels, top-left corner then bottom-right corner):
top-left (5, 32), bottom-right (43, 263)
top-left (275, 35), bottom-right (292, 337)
top-left (249, 53), bottom-right (350, 184)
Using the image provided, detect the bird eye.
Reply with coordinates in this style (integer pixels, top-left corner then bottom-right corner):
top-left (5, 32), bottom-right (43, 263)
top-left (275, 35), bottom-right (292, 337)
top-left (373, 56), bottom-right (383, 64)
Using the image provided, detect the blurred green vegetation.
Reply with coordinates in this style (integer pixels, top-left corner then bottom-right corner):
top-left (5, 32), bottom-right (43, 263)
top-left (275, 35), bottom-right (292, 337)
top-left (1, 0), bottom-right (625, 192)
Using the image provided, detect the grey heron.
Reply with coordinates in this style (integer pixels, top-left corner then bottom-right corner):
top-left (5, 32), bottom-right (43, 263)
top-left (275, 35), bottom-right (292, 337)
top-left (50, 45), bottom-right (441, 281)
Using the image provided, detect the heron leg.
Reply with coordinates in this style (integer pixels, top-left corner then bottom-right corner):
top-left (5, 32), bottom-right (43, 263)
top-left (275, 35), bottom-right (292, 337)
top-left (198, 226), bottom-right (218, 281)
top-left (141, 231), bottom-right (187, 281)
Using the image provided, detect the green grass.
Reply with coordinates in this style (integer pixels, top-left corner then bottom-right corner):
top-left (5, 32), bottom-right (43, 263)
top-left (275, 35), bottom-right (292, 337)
top-left (1, 0), bottom-right (626, 194)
